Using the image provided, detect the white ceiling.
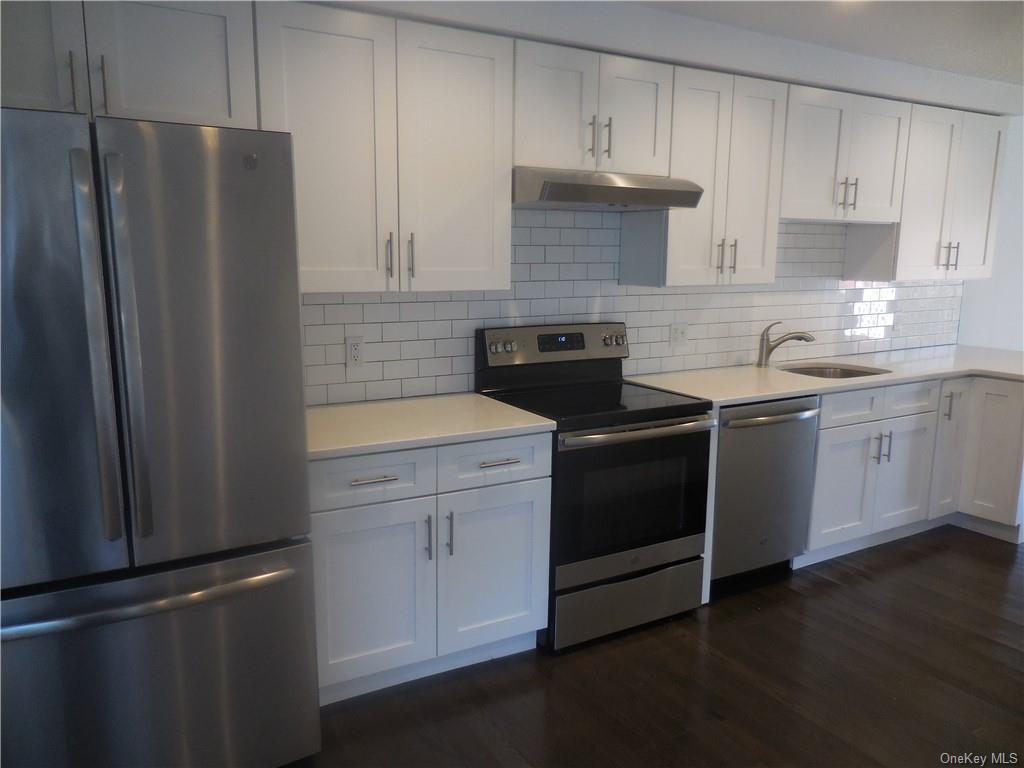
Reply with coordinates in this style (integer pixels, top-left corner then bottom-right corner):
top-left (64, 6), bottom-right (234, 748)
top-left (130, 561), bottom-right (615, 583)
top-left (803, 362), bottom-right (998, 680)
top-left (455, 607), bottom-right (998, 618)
top-left (639, 1), bottom-right (1024, 84)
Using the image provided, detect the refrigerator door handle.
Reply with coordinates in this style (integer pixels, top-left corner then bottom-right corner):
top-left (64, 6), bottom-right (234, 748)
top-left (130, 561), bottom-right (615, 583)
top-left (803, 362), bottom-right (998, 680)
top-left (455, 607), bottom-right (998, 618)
top-left (103, 153), bottom-right (153, 538)
top-left (70, 148), bottom-right (123, 542)
top-left (1, 566), bottom-right (295, 642)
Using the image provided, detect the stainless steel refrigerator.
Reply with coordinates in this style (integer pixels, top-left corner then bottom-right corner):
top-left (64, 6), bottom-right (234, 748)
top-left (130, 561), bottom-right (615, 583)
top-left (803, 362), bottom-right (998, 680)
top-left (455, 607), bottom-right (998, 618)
top-left (1, 108), bottom-right (319, 767)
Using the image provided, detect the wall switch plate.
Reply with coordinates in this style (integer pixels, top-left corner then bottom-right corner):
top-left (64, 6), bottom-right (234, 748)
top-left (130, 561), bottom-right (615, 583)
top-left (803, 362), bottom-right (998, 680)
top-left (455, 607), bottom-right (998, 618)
top-left (346, 336), bottom-right (363, 367)
top-left (669, 322), bottom-right (688, 352)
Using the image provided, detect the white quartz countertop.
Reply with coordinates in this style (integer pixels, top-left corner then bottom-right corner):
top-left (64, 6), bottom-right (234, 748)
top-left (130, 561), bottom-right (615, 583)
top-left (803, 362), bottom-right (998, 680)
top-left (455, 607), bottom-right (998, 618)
top-left (629, 345), bottom-right (1024, 407)
top-left (307, 393), bottom-right (555, 459)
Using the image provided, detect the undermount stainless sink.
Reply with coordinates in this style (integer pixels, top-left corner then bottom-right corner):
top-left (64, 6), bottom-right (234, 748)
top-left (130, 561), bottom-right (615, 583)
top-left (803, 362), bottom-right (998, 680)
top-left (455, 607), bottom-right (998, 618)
top-left (781, 363), bottom-right (892, 379)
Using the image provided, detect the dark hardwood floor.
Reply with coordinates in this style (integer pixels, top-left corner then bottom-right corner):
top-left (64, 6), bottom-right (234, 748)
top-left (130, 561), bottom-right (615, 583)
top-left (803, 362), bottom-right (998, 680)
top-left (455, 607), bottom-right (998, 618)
top-left (303, 526), bottom-right (1023, 768)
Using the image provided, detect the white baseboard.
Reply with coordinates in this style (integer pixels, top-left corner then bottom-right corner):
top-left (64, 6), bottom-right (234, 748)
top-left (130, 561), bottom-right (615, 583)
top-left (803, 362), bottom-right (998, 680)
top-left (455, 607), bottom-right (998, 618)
top-left (319, 632), bottom-right (537, 706)
top-left (794, 512), bottom-right (1022, 569)
top-left (949, 512), bottom-right (1023, 543)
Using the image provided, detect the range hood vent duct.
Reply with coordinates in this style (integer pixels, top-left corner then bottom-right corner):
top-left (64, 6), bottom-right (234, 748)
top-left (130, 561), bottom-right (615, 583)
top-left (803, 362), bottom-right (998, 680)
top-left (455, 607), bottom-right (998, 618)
top-left (512, 166), bottom-right (703, 211)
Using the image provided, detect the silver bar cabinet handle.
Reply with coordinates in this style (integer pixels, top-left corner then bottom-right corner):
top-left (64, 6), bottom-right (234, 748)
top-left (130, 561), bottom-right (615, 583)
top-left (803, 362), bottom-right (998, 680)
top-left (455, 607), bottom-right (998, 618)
top-left (425, 516), bottom-right (433, 561)
top-left (446, 512), bottom-right (454, 556)
top-left (68, 50), bottom-right (79, 112)
top-left (104, 153), bottom-right (153, 538)
top-left (838, 177), bottom-right (849, 209)
top-left (724, 408), bottom-right (820, 430)
top-left (71, 149), bottom-right (123, 541)
top-left (883, 430), bottom-right (894, 463)
top-left (730, 239), bottom-right (738, 273)
top-left (953, 241), bottom-right (960, 271)
top-left (1, 567), bottom-right (294, 642)
top-left (873, 434), bottom-right (883, 464)
top-left (587, 114), bottom-right (597, 156)
top-left (941, 242), bottom-right (952, 270)
top-left (408, 232), bottom-right (415, 278)
top-left (349, 475), bottom-right (400, 487)
top-left (944, 392), bottom-right (955, 421)
top-left (603, 116), bottom-right (612, 158)
top-left (100, 54), bottom-right (110, 114)
top-left (850, 177), bottom-right (859, 210)
top-left (385, 232), bottom-right (394, 277)
top-left (717, 239), bottom-right (725, 273)
top-left (479, 457), bottom-right (521, 469)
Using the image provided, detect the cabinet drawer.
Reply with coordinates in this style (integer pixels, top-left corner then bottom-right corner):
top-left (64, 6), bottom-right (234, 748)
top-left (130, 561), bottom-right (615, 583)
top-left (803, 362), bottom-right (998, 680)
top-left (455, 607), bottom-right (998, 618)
top-left (437, 433), bottom-right (552, 492)
top-left (882, 380), bottom-right (941, 418)
top-left (309, 448), bottom-right (437, 512)
top-left (820, 387), bottom-right (886, 428)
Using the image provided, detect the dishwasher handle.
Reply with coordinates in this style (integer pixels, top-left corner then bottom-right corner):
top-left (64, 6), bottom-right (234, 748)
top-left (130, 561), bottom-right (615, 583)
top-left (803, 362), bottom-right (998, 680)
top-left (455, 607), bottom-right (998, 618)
top-left (723, 408), bottom-right (820, 429)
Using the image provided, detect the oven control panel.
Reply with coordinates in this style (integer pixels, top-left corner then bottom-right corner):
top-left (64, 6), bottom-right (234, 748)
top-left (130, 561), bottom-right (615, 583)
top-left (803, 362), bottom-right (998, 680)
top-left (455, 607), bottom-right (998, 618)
top-left (480, 323), bottom-right (629, 366)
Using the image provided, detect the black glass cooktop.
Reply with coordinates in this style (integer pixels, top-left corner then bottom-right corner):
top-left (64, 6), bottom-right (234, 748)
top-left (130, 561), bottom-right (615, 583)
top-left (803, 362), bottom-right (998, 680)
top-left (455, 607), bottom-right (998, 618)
top-left (488, 381), bottom-right (711, 432)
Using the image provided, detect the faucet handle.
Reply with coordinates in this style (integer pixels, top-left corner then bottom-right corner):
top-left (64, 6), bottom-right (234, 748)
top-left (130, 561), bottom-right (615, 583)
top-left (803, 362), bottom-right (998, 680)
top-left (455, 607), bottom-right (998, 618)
top-left (761, 321), bottom-right (782, 338)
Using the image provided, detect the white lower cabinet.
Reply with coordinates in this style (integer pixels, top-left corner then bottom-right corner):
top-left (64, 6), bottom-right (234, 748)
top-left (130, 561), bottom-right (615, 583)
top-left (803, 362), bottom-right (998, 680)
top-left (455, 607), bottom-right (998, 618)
top-left (929, 378), bottom-right (972, 518)
top-left (958, 378), bottom-right (1024, 525)
top-left (436, 479), bottom-right (550, 655)
top-left (312, 496), bottom-right (437, 687)
top-left (310, 436), bottom-right (552, 694)
top-left (871, 413), bottom-right (936, 532)
top-left (808, 421), bottom-right (879, 549)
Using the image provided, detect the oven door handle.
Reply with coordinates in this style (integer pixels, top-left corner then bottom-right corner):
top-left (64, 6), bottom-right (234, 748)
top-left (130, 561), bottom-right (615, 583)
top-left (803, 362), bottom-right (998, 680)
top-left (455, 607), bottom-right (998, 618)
top-left (559, 416), bottom-right (717, 450)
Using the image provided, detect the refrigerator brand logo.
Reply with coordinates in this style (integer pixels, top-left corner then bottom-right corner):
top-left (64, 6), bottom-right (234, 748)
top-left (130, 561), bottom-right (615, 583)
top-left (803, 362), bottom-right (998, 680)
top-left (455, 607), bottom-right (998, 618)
top-left (243, 153), bottom-right (259, 170)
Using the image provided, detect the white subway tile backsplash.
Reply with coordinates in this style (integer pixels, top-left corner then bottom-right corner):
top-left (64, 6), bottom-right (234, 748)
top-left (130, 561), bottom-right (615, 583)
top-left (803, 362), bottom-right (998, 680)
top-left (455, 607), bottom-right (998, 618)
top-left (301, 216), bottom-right (963, 404)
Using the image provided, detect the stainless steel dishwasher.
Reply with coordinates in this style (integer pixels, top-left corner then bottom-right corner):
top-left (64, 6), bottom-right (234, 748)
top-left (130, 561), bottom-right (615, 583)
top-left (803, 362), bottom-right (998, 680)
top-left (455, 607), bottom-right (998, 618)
top-left (712, 396), bottom-right (820, 581)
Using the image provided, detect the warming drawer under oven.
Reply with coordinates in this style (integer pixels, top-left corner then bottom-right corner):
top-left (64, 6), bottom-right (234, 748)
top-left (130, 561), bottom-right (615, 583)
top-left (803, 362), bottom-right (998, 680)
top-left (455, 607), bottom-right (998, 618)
top-left (549, 413), bottom-right (715, 649)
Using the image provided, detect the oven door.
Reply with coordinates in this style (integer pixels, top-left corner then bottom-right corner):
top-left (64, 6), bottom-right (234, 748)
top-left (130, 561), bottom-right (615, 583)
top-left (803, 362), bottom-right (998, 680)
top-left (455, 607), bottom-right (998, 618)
top-left (553, 414), bottom-right (715, 590)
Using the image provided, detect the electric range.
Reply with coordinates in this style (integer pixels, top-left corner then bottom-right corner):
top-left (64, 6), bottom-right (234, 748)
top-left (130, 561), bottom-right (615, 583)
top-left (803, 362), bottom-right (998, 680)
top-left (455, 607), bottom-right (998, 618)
top-left (475, 322), bottom-right (715, 650)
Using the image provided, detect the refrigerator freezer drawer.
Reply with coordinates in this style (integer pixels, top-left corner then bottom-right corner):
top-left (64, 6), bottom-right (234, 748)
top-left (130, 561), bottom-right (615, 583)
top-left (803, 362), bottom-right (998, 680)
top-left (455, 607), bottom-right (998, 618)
top-left (1, 541), bottom-right (319, 767)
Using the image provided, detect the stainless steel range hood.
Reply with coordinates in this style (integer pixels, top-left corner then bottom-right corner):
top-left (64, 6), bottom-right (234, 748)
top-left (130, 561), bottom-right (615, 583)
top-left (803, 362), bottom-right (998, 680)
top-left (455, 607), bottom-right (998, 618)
top-left (512, 166), bottom-right (703, 211)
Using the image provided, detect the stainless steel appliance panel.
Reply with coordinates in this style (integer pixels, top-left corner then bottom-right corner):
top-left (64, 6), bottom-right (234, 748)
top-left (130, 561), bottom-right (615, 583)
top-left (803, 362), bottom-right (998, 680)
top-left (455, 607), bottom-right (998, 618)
top-left (94, 118), bottom-right (308, 565)
top-left (553, 559), bottom-right (703, 650)
top-left (1, 541), bottom-right (320, 768)
top-left (2, 108), bottom-right (128, 588)
top-left (712, 396), bottom-right (820, 580)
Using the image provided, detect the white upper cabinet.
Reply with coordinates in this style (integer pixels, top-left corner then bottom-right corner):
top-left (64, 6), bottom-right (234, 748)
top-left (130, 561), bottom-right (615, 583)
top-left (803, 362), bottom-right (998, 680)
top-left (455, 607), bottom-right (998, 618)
top-left (722, 76), bottom-right (787, 284)
top-left (619, 71), bottom-right (785, 287)
top-left (257, 4), bottom-right (398, 293)
top-left (597, 54), bottom-right (673, 176)
top-left (83, 1), bottom-right (257, 128)
top-left (781, 86), bottom-right (909, 223)
top-left (513, 43), bottom-right (671, 176)
top-left (947, 112), bottom-right (1005, 280)
top-left (2, 1), bottom-right (89, 113)
top-left (514, 41), bottom-right (600, 171)
top-left (396, 21), bottom-right (512, 292)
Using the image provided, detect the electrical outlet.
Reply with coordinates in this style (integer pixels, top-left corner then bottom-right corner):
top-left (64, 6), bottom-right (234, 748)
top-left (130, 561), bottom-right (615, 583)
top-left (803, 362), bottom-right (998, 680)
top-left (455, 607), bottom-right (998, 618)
top-left (346, 335), bottom-right (363, 367)
top-left (669, 322), bottom-right (688, 352)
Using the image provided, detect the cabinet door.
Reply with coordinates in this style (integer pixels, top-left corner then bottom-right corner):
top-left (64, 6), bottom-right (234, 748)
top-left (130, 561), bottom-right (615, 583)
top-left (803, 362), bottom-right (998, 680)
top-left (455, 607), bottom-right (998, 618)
top-left (397, 21), bottom-right (512, 291)
top-left (514, 40), bottom-right (600, 171)
top-left (894, 105), bottom-right (960, 281)
top-left (83, 1), bottom-right (257, 127)
top-left (436, 479), bottom-right (550, 656)
top-left (2, 1), bottom-right (89, 113)
top-left (257, 4), bottom-right (397, 293)
top-left (948, 113), bottom-right (1006, 280)
top-left (872, 413), bottom-right (936, 532)
top-left (723, 76), bottom-right (787, 285)
top-left (843, 95), bottom-right (910, 223)
top-left (929, 378), bottom-right (971, 518)
top-left (312, 497), bottom-right (437, 686)
top-left (597, 54), bottom-right (672, 176)
top-left (663, 67), bottom-right (732, 286)
top-left (959, 379), bottom-right (1024, 525)
top-left (808, 422), bottom-right (879, 550)
top-left (780, 86), bottom-right (850, 220)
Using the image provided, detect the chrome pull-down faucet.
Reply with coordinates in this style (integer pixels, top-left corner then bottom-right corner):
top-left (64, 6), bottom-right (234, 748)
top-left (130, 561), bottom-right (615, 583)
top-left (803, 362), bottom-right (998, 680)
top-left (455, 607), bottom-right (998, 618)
top-left (756, 321), bottom-right (815, 367)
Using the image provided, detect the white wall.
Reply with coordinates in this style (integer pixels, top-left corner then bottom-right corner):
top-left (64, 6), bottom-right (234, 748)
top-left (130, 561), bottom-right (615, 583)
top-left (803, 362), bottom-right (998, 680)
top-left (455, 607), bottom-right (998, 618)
top-left (958, 116), bottom-right (1024, 352)
top-left (347, 1), bottom-right (1023, 114)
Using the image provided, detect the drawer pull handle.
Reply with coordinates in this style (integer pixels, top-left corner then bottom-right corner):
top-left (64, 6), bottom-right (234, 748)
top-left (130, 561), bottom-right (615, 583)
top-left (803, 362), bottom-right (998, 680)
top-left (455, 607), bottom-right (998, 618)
top-left (350, 475), bottom-right (401, 487)
top-left (479, 457), bottom-right (521, 469)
